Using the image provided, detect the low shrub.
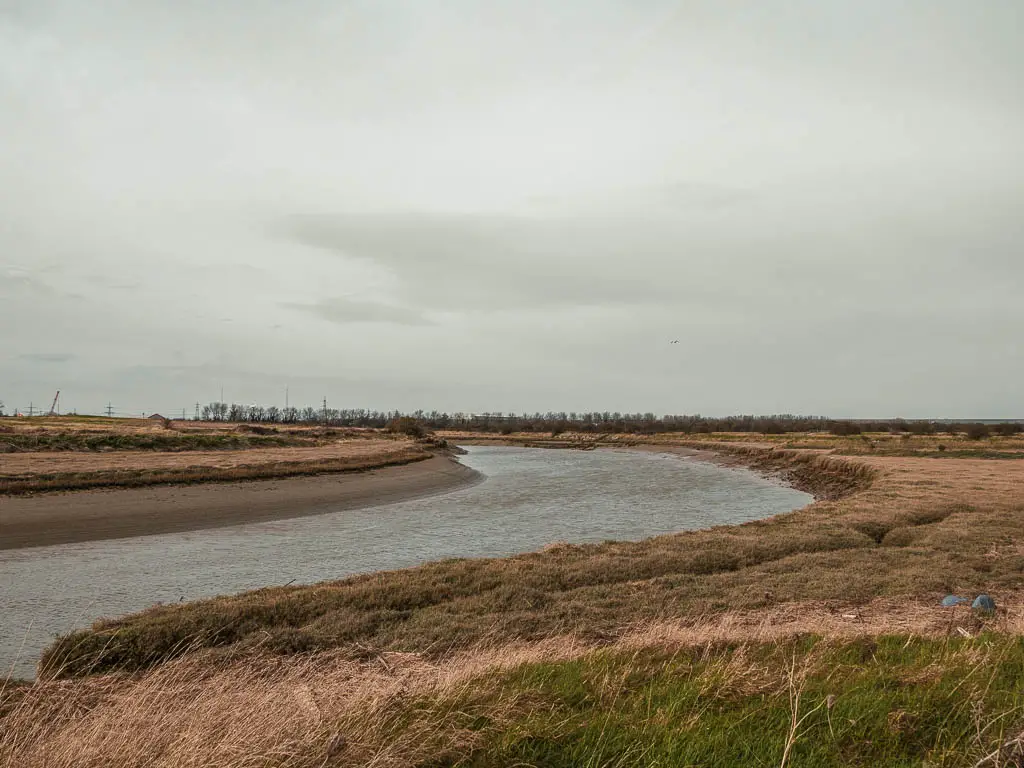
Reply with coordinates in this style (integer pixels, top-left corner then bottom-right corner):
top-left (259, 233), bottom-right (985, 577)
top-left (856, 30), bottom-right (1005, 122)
top-left (388, 416), bottom-right (428, 438)
top-left (966, 423), bottom-right (991, 440)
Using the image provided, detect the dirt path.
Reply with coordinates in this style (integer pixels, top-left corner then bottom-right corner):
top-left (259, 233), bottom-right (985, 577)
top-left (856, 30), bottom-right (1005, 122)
top-left (0, 455), bottom-right (481, 550)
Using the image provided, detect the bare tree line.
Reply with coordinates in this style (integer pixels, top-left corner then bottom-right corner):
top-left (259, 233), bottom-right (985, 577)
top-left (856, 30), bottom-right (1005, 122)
top-left (193, 403), bottom-right (1022, 439)
top-left (0, 396), bottom-right (1019, 438)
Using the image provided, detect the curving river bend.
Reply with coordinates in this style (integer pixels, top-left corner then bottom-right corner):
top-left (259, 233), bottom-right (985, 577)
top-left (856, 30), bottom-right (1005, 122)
top-left (0, 446), bottom-right (811, 679)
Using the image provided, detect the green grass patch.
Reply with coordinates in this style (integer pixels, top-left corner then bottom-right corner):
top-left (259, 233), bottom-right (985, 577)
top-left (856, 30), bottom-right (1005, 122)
top-left (432, 635), bottom-right (1024, 767)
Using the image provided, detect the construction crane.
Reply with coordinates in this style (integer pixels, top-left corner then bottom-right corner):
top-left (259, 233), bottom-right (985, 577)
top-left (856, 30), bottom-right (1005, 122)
top-left (48, 390), bottom-right (60, 416)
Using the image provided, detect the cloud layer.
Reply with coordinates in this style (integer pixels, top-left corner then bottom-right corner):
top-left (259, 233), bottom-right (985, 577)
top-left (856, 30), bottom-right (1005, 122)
top-left (2, 1), bottom-right (1022, 417)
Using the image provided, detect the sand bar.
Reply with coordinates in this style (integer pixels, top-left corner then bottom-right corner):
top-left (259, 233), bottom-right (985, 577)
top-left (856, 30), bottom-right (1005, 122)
top-left (0, 455), bottom-right (481, 550)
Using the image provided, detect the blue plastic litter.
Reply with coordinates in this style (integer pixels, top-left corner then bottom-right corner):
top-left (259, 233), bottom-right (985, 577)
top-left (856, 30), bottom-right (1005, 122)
top-left (972, 594), bottom-right (996, 613)
top-left (942, 595), bottom-right (968, 607)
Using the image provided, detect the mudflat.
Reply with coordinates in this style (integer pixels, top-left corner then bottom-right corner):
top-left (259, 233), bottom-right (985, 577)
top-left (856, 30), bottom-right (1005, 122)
top-left (0, 455), bottom-right (481, 550)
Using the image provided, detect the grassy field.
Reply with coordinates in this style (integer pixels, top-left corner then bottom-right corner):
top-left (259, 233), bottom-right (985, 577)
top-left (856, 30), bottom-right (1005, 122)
top-left (0, 422), bottom-right (318, 452)
top-left (0, 415), bottom-right (359, 448)
top-left (6, 616), bottom-right (1024, 767)
top-left (0, 417), bottom-right (434, 494)
top-left (5, 432), bottom-right (1024, 766)
top-left (0, 441), bottom-right (431, 494)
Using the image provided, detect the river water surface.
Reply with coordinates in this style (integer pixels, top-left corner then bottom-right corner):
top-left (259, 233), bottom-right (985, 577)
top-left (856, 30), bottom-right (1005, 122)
top-left (0, 446), bottom-right (811, 679)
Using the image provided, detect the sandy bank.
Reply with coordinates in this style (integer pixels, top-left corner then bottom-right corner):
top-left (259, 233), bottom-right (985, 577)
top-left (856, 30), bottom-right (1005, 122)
top-left (0, 454), bottom-right (481, 551)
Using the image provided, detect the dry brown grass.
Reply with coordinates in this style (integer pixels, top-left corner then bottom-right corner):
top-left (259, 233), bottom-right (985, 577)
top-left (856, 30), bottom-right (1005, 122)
top-left (0, 439), bottom-right (414, 475)
top-left (1, 416), bottom-right (377, 438)
top-left (7, 596), bottom-right (1024, 768)
top-left (0, 440), bottom-right (429, 495)
top-left (614, 593), bottom-right (1024, 649)
top-left (3, 636), bottom-right (568, 767)
top-left (1, 415), bottom-right (174, 435)
top-left (0, 417), bottom-right (389, 459)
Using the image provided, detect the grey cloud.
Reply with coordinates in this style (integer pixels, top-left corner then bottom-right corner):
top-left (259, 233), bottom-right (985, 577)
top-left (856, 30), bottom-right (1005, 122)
top-left (281, 201), bottom-right (1022, 322)
top-left (282, 212), bottom-right (730, 312)
top-left (19, 352), bottom-right (74, 363)
top-left (0, 273), bottom-right (58, 297)
top-left (284, 296), bottom-right (434, 327)
top-left (629, 182), bottom-right (759, 211)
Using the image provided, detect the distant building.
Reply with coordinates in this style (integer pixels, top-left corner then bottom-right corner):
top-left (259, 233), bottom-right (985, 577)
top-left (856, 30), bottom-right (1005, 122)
top-left (148, 413), bottom-right (166, 421)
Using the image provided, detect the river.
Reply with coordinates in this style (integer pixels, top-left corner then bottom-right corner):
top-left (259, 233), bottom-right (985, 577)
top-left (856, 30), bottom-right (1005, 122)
top-left (0, 446), bottom-right (811, 679)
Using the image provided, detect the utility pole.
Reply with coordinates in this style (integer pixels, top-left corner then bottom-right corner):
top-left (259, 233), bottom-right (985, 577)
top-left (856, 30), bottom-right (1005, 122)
top-left (106, 402), bottom-right (114, 418)
top-left (285, 385), bottom-right (289, 410)
top-left (194, 402), bottom-right (200, 421)
top-left (322, 396), bottom-right (328, 425)
top-left (182, 407), bottom-right (186, 421)
top-left (28, 402), bottom-right (34, 417)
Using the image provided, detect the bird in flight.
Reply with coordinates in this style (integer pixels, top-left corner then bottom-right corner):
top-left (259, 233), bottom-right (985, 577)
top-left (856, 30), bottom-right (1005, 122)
top-left (669, 340), bottom-right (679, 344)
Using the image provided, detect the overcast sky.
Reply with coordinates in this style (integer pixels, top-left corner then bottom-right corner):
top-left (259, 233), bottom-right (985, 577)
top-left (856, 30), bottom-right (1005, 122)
top-left (2, 1), bottom-right (1021, 418)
